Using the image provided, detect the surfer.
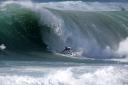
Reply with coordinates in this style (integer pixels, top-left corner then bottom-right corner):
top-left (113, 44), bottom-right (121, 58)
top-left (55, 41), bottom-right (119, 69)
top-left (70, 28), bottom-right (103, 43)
top-left (62, 46), bottom-right (72, 54)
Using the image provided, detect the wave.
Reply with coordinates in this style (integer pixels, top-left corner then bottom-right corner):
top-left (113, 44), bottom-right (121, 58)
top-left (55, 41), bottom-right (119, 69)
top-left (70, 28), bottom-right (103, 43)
top-left (39, 1), bottom-right (128, 11)
top-left (0, 1), bottom-right (128, 60)
top-left (2, 1), bottom-right (128, 11)
top-left (0, 4), bottom-right (47, 51)
top-left (0, 66), bottom-right (127, 85)
top-left (2, 0), bottom-right (128, 2)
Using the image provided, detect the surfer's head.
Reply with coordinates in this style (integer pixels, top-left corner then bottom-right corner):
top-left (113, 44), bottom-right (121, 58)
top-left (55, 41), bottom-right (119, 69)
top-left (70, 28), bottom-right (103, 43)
top-left (65, 46), bottom-right (71, 50)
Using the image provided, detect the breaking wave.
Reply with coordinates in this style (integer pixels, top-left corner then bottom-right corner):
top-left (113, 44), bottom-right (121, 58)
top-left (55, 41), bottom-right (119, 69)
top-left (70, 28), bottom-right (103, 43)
top-left (0, 1), bottom-right (128, 61)
top-left (0, 66), bottom-right (127, 85)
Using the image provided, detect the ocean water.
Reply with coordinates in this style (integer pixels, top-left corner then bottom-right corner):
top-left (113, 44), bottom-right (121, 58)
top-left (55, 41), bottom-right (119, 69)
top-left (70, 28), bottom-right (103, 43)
top-left (0, 0), bottom-right (128, 85)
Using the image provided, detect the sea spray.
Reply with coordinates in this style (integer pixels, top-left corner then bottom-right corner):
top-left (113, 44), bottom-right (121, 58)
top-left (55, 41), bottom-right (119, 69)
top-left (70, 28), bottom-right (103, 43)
top-left (0, 1), bottom-right (128, 59)
top-left (0, 66), bottom-right (127, 85)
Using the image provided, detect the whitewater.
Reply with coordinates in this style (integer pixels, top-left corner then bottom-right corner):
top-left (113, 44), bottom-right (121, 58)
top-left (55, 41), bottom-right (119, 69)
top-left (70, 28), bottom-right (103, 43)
top-left (0, 0), bottom-right (128, 85)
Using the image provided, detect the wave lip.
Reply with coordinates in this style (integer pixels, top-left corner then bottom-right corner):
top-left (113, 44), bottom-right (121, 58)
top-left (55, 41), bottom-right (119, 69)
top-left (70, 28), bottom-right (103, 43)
top-left (40, 1), bottom-right (128, 11)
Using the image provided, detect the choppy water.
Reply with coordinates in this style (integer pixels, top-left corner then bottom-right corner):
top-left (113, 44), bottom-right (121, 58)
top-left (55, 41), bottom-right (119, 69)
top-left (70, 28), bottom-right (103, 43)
top-left (0, 61), bottom-right (127, 85)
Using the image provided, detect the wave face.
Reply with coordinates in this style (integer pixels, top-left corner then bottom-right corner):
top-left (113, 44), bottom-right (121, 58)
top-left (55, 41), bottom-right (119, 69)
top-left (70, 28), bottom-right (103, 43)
top-left (0, 3), bottom-right (47, 51)
top-left (0, 1), bottom-right (128, 60)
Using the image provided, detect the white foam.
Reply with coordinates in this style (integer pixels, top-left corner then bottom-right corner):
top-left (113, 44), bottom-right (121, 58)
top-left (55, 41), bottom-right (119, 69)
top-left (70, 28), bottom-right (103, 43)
top-left (0, 66), bottom-right (127, 85)
top-left (40, 1), bottom-right (128, 11)
top-left (116, 37), bottom-right (128, 57)
top-left (100, 37), bottom-right (128, 62)
top-left (108, 37), bottom-right (128, 62)
top-left (1, 1), bottom-right (128, 11)
top-left (0, 44), bottom-right (6, 50)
